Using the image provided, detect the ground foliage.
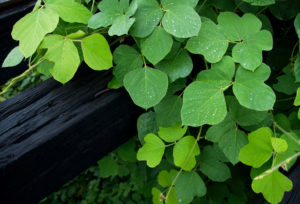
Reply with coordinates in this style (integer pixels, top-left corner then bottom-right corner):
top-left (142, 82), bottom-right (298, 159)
top-left (2, 0), bottom-right (300, 203)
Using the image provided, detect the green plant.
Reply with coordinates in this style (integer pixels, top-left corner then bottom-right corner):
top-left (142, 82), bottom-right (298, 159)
top-left (2, 0), bottom-right (300, 203)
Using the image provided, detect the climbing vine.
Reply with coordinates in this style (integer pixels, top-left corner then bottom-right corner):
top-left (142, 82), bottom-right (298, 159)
top-left (2, 0), bottom-right (300, 203)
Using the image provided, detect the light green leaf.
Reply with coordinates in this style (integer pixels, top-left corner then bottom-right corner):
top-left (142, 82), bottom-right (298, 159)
top-left (12, 7), bottom-right (59, 58)
top-left (152, 188), bottom-right (163, 204)
top-left (130, 0), bottom-right (163, 38)
top-left (181, 56), bottom-right (235, 126)
top-left (156, 49), bottom-right (193, 82)
top-left (242, 0), bottom-right (275, 6)
top-left (113, 45), bottom-right (143, 84)
top-left (175, 171), bottom-right (206, 204)
top-left (154, 95), bottom-right (182, 127)
top-left (198, 145), bottom-right (231, 182)
top-left (40, 35), bottom-right (80, 83)
top-left (295, 88), bottom-right (300, 106)
top-left (98, 156), bottom-right (119, 178)
top-left (2, 47), bottom-right (24, 68)
top-left (233, 63), bottom-right (276, 111)
top-left (252, 170), bottom-right (292, 204)
top-left (173, 136), bottom-right (200, 171)
top-left (36, 60), bottom-right (53, 77)
top-left (45, 0), bottom-right (92, 24)
top-left (141, 27), bottom-right (173, 65)
top-left (81, 33), bottom-right (113, 70)
top-left (108, 15), bottom-right (135, 36)
top-left (158, 169), bottom-right (177, 187)
top-left (186, 20), bottom-right (228, 63)
top-left (66, 30), bottom-right (86, 39)
top-left (271, 137), bottom-right (288, 153)
top-left (238, 127), bottom-right (273, 168)
top-left (158, 123), bottom-right (187, 142)
top-left (137, 133), bottom-right (165, 167)
top-left (162, 4), bottom-right (201, 38)
top-left (137, 111), bottom-right (158, 144)
top-left (295, 13), bottom-right (300, 39)
top-left (124, 68), bottom-right (168, 109)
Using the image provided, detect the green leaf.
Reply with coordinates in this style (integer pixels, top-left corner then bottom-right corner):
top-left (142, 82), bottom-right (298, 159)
top-left (12, 7), bottom-right (59, 58)
top-left (233, 63), bottom-right (276, 111)
top-left (116, 138), bottom-right (136, 162)
top-left (242, 0), bottom-right (275, 6)
top-left (81, 33), bottom-right (113, 70)
top-left (238, 127), bottom-right (273, 168)
top-left (152, 188), bottom-right (163, 204)
top-left (36, 60), bottom-right (53, 77)
top-left (273, 66), bottom-right (300, 95)
top-left (45, 0), bottom-right (92, 24)
top-left (40, 35), bottom-right (80, 83)
top-left (181, 56), bottom-right (235, 126)
top-left (124, 68), bottom-right (168, 109)
top-left (158, 169), bottom-right (177, 187)
top-left (294, 53), bottom-right (300, 82)
top-left (158, 123), bottom-right (187, 142)
top-left (113, 45), bottom-right (143, 84)
top-left (295, 13), bottom-right (300, 39)
top-left (156, 48), bottom-right (193, 82)
top-left (161, 0), bottom-right (199, 8)
top-left (137, 111), bottom-right (158, 144)
top-left (295, 88), bottom-right (300, 106)
top-left (141, 27), bottom-right (173, 65)
top-left (98, 156), bottom-right (119, 178)
top-left (252, 170), bottom-right (293, 204)
top-left (137, 133), bottom-right (165, 167)
top-left (186, 20), bottom-right (228, 63)
top-left (173, 136), bottom-right (200, 171)
top-left (2, 47), bottom-right (24, 68)
top-left (154, 95), bottom-right (182, 127)
top-left (66, 30), bottom-right (86, 39)
top-left (271, 137), bottom-right (288, 153)
top-left (175, 172), bottom-right (206, 204)
top-left (198, 145), bottom-right (231, 182)
top-left (108, 15), bottom-right (135, 36)
top-left (130, 0), bottom-right (163, 38)
top-left (162, 4), bottom-right (201, 38)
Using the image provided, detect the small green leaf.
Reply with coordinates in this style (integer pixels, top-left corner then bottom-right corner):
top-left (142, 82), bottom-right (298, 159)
top-left (40, 35), bottom-right (80, 83)
top-left (36, 60), bottom-right (53, 77)
top-left (137, 133), bottom-right (165, 167)
top-left (233, 64), bottom-right (276, 111)
top-left (45, 0), bottom-right (92, 24)
top-left (141, 27), bottom-right (173, 65)
top-left (175, 171), bottom-right (206, 204)
top-left (162, 4), bottom-right (201, 38)
top-left (158, 123), bottom-right (187, 142)
top-left (238, 127), bottom-right (273, 168)
top-left (295, 88), bottom-right (300, 106)
top-left (12, 7), bottom-right (59, 57)
top-left (295, 13), bottom-right (300, 39)
top-left (108, 15), bottom-right (135, 36)
top-left (66, 30), bottom-right (86, 39)
top-left (116, 138), bottom-right (136, 162)
top-left (81, 33), bottom-right (113, 70)
top-left (137, 111), bottom-right (158, 144)
top-left (198, 145), bottom-right (231, 182)
top-left (152, 188), bottom-right (163, 204)
top-left (98, 156), bottom-right (119, 178)
top-left (2, 47), bottom-right (24, 68)
top-left (173, 136), bottom-right (200, 171)
top-left (252, 170), bottom-right (293, 204)
top-left (124, 68), bottom-right (168, 109)
top-left (158, 169), bottom-right (177, 187)
top-left (271, 137), bottom-right (288, 153)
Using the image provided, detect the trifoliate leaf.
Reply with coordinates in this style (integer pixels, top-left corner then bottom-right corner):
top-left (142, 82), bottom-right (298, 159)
top-left (233, 64), bottom-right (276, 111)
top-left (156, 49), bottom-right (193, 82)
top-left (141, 27), bottom-right (173, 65)
top-left (295, 13), bottom-right (300, 39)
top-left (158, 169), bottom-right (177, 187)
top-left (173, 136), bottom-right (200, 171)
top-left (152, 188), bottom-right (163, 204)
top-left (181, 56), bottom-right (235, 126)
top-left (137, 133), bottom-right (165, 167)
top-left (158, 123), bottom-right (187, 142)
top-left (40, 35), bottom-right (80, 83)
top-left (12, 7), bottom-right (59, 58)
top-left (186, 20), bottom-right (228, 63)
top-left (113, 45), bottom-right (143, 84)
top-left (124, 68), bottom-right (168, 109)
top-left (45, 0), bottom-right (92, 24)
top-left (2, 46), bottom-right (24, 68)
top-left (162, 4), bottom-right (201, 38)
top-left (271, 137), bottom-right (288, 153)
top-left (116, 138), bottom-right (137, 162)
top-left (154, 95), bottom-right (182, 127)
top-left (130, 0), bottom-right (163, 38)
top-left (198, 145), bottom-right (231, 182)
top-left (295, 88), bottom-right (300, 106)
top-left (175, 171), bottom-right (206, 204)
top-left (137, 111), bottom-right (158, 144)
top-left (98, 156), bottom-right (119, 178)
top-left (252, 170), bottom-right (293, 204)
top-left (238, 127), bottom-right (273, 168)
top-left (242, 0), bottom-right (275, 6)
top-left (81, 33), bottom-right (113, 70)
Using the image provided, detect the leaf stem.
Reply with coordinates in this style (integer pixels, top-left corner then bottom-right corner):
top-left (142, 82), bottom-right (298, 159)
top-left (290, 41), bottom-right (299, 62)
top-left (91, 0), bottom-right (95, 12)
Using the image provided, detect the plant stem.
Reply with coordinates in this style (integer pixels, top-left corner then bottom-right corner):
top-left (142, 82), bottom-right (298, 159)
top-left (273, 122), bottom-right (300, 147)
top-left (91, 0), bottom-right (95, 12)
top-left (290, 41), bottom-right (299, 62)
top-left (165, 126), bottom-right (202, 202)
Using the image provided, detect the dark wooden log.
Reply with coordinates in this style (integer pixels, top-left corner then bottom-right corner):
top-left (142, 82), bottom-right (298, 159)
top-left (0, 65), bottom-right (141, 204)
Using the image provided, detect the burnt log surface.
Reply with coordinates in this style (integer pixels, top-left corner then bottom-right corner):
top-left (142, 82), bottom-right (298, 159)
top-left (0, 66), bottom-right (141, 204)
